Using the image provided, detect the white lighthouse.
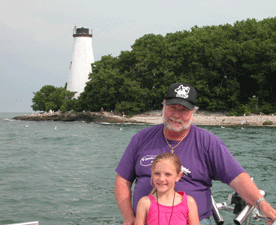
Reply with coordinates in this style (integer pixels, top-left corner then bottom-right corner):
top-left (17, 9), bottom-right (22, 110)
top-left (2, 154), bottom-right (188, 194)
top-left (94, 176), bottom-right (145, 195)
top-left (67, 27), bottom-right (94, 98)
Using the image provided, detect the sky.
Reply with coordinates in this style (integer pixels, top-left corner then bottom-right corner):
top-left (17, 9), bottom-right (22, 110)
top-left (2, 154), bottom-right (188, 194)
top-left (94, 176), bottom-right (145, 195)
top-left (0, 0), bottom-right (275, 112)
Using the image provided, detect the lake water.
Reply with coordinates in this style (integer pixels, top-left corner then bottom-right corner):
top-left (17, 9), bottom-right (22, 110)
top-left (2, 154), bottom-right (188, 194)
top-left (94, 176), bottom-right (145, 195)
top-left (1, 113), bottom-right (275, 225)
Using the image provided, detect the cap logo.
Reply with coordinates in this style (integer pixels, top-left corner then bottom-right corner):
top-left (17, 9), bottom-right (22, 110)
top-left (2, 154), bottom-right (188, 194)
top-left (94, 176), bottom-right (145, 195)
top-left (175, 85), bottom-right (190, 99)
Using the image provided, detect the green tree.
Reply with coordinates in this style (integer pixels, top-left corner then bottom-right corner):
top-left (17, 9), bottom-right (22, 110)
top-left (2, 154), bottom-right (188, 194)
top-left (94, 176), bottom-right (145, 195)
top-left (79, 55), bottom-right (123, 112)
top-left (131, 34), bottom-right (172, 108)
top-left (75, 17), bottom-right (276, 115)
top-left (31, 85), bottom-right (75, 112)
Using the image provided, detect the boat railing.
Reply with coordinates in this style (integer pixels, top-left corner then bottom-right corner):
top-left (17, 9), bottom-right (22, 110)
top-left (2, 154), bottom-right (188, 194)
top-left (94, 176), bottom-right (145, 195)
top-left (212, 189), bottom-right (275, 225)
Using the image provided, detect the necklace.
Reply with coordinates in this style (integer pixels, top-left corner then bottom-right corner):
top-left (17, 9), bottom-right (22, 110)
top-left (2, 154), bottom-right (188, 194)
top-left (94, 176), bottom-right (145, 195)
top-left (163, 128), bottom-right (187, 153)
top-left (157, 191), bottom-right (176, 225)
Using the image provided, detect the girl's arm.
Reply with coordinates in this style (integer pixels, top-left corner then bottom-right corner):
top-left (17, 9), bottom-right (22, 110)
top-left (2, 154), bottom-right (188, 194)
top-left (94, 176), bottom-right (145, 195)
top-left (187, 195), bottom-right (200, 225)
top-left (134, 196), bottom-right (150, 225)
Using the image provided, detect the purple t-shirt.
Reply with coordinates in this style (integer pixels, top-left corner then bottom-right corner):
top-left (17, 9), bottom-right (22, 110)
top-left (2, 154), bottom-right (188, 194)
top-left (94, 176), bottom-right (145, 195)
top-left (115, 124), bottom-right (246, 220)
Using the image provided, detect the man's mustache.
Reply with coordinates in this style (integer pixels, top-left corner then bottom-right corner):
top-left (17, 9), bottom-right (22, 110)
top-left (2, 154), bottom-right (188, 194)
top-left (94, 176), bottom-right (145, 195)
top-left (168, 117), bottom-right (183, 123)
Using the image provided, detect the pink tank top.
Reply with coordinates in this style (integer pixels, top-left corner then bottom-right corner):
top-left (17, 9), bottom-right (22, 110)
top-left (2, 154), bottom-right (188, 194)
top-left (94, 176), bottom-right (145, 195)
top-left (146, 191), bottom-right (189, 225)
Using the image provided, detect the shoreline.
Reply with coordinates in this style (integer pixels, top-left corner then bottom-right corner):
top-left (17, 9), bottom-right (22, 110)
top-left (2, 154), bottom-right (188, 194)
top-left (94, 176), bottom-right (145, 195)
top-left (131, 110), bottom-right (276, 126)
top-left (131, 111), bottom-right (276, 126)
top-left (12, 110), bottom-right (276, 126)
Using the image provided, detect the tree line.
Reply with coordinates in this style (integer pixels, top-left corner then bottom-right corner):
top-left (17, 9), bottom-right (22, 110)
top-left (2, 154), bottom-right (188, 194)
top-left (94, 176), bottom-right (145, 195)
top-left (32, 17), bottom-right (276, 116)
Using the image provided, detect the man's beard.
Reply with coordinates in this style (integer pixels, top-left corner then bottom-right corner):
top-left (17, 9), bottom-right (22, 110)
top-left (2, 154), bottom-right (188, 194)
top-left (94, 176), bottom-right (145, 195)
top-left (162, 108), bottom-right (192, 132)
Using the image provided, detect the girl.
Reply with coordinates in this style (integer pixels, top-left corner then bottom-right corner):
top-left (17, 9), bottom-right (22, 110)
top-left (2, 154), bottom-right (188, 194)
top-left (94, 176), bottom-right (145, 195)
top-left (135, 152), bottom-right (200, 225)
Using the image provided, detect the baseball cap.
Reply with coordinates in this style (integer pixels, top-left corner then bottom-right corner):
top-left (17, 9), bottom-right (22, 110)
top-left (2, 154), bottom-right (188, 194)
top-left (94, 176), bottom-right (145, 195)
top-left (165, 83), bottom-right (197, 110)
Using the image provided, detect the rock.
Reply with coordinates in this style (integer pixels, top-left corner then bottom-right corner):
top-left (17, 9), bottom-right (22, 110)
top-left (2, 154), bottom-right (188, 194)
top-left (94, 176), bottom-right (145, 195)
top-left (12, 111), bottom-right (139, 124)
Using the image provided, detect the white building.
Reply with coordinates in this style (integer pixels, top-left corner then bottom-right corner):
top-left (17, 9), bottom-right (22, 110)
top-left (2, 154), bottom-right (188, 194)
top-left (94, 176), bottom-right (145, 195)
top-left (67, 27), bottom-right (95, 98)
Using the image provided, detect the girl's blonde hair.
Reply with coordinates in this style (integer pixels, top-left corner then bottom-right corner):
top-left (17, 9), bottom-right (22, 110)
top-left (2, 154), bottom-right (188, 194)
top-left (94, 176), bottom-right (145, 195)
top-left (150, 152), bottom-right (182, 195)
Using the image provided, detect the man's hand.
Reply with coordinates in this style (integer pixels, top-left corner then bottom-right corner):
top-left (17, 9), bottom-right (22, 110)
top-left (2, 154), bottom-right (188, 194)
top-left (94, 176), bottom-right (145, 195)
top-left (257, 199), bottom-right (276, 225)
top-left (122, 219), bottom-right (135, 225)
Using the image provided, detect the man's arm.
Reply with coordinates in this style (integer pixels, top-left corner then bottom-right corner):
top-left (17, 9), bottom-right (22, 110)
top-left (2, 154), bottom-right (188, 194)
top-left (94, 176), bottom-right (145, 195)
top-left (229, 172), bottom-right (276, 222)
top-left (114, 173), bottom-right (135, 225)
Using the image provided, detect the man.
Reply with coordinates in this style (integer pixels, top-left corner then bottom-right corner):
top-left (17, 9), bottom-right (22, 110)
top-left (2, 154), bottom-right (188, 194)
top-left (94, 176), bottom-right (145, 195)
top-left (115, 82), bottom-right (276, 225)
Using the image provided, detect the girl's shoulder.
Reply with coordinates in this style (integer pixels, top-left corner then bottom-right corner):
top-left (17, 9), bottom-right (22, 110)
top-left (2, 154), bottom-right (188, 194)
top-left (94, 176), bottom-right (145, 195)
top-left (186, 195), bottom-right (198, 208)
top-left (141, 195), bottom-right (151, 201)
top-left (187, 194), bottom-right (196, 201)
top-left (138, 195), bottom-right (152, 208)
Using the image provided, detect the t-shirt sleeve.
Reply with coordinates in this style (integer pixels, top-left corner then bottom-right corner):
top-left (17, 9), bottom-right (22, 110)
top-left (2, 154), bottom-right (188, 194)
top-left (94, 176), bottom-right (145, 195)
top-left (115, 134), bottom-right (138, 183)
top-left (207, 134), bottom-right (246, 185)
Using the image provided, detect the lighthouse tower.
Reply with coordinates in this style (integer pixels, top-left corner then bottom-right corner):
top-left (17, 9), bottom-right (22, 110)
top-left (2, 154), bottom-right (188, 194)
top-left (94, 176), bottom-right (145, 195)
top-left (67, 27), bottom-right (94, 98)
